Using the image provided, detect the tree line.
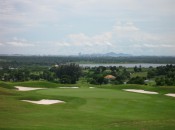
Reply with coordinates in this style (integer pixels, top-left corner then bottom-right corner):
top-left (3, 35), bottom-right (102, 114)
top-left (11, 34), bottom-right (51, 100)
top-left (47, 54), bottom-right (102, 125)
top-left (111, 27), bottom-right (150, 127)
top-left (0, 60), bottom-right (175, 86)
top-left (147, 64), bottom-right (175, 86)
top-left (0, 63), bottom-right (82, 84)
top-left (0, 56), bottom-right (175, 68)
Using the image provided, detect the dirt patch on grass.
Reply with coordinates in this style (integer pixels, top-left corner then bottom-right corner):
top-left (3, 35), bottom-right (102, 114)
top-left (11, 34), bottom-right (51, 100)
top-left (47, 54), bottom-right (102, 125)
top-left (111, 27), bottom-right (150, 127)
top-left (15, 86), bottom-right (46, 91)
top-left (123, 89), bottom-right (158, 94)
top-left (22, 99), bottom-right (65, 105)
top-left (165, 93), bottom-right (175, 97)
top-left (59, 87), bottom-right (79, 89)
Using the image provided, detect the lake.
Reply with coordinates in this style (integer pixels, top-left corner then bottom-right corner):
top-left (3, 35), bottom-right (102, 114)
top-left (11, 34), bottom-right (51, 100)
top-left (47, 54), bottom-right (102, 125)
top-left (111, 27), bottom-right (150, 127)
top-left (80, 63), bottom-right (170, 68)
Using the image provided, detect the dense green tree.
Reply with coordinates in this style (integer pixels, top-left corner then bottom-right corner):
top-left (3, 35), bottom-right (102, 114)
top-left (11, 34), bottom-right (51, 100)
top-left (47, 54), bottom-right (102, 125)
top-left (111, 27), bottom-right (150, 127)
top-left (127, 76), bottom-right (145, 85)
top-left (60, 75), bottom-right (71, 84)
top-left (134, 65), bottom-right (142, 72)
top-left (51, 63), bottom-right (82, 84)
top-left (30, 74), bottom-right (40, 80)
top-left (147, 69), bottom-right (156, 79)
top-left (155, 77), bottom-right (165, 86)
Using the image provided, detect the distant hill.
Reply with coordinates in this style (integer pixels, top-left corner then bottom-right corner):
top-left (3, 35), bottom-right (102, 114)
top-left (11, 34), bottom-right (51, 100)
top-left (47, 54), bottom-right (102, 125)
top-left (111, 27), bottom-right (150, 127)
top-left (79, 52), bottom-right (132, 57)
top-left (104, 52), bottom-right (132, 57)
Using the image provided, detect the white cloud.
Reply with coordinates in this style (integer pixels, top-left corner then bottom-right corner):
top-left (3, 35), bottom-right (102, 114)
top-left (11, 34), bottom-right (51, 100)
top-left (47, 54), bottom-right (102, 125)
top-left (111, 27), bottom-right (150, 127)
top-left (7, 41), bottom-right (34, 47)
top-left (54, 42), bottom-right (70, 47)
top-left (112, 22), bottom-right (174, 45)
top-left (113, 22), bottom-right (139, 32)
top-left (0, 0), bottom-right (174, 40)
top-left (1, 0), bottom-right (174, 29)
top-left (49, 21), bottom-right (175, 55)
top-left (5, 37), bottom-right (35, 47)
top-left (0, 0), bottom-right (175, 55)
top-left (66, 32), bottom-right (113, 46)
top-left (0, 0), bottom-right (61, 36)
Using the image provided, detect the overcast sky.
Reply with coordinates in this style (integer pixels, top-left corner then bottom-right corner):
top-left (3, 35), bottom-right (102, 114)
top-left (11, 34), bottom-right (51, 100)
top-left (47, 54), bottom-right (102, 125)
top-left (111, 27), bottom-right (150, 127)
top-left (0, 0), bottom-right (175, 56)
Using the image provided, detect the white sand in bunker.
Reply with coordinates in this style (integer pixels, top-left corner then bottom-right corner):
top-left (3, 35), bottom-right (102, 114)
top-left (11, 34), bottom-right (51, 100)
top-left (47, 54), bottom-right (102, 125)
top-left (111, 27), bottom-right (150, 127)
top-left (15, 86), bottom-right (46, 91)
top-left (59, 87), bottom-right (79, 89)
top-left (89, 87), bottom-right (95, 89)
top-left (123, 89), bottom-right (158, 94)
top-left (165, 93), bottom-right (175, 97)
top-left (22, 99), bottom-right (65, 105)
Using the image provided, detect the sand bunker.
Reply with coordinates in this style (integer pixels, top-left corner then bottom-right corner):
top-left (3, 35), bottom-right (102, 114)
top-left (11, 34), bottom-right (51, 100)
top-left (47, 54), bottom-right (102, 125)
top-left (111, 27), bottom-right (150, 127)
top-left (22, 99), bottom-right (65, 105)
top-left (165, 93), bottom-right (175, 97)
top-left (123, 89), bottom-right (158, 94)
top-left (15, 86), bottom-right (46, 91)
top-left (89, 87), bottom-right (95, 89)
top-left (59, 87), bottom-right (79, 89)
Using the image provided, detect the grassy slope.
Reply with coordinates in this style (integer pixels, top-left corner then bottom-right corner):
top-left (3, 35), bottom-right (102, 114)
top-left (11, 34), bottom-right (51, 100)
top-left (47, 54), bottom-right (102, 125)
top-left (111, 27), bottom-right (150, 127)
top-left (8, 81), bottom-right (79, 88)
top-left (0, 81), bottom-right (175, 130)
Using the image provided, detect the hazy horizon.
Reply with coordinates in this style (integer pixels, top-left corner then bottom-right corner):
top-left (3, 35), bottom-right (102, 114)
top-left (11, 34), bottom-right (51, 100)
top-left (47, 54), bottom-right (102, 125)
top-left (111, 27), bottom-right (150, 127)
top-left (0, 0), bottom-right (175, 56)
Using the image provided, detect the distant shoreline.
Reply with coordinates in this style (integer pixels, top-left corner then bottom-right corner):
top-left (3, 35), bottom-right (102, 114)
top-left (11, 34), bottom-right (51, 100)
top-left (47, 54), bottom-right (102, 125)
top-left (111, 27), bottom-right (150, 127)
top-left (79, 63), bottom-right (172, 68)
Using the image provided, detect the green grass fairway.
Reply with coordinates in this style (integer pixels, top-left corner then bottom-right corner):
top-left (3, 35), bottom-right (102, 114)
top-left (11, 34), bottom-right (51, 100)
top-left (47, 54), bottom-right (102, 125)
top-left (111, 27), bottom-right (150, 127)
top-left (0, 82), bottom-right (175, 130)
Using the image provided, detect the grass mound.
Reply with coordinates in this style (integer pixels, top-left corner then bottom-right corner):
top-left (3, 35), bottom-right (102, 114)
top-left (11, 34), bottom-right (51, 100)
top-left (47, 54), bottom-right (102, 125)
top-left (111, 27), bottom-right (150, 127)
top-left (0, 82), bottom-right (14, 89)
top-left (0, 87), bottom-right (17, 95)
top-left (11, 81), bottom-right (79, 88)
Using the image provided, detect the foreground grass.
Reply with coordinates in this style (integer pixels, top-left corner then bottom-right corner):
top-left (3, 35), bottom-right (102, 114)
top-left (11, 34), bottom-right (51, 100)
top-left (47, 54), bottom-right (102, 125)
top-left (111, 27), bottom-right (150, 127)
top-left (0, 81), bottom-right (175, 130)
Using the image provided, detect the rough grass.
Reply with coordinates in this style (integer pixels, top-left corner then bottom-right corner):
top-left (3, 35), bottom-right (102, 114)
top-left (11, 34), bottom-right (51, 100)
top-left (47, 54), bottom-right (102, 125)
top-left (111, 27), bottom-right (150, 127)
top-left (0, 82), bottom-right (14, 89)
top-left (130, 72), bottom-right (147, 78)
top-left (10, 81), bottom-right (78, 88)
top-left (0, 81), bottom-right (175, 130)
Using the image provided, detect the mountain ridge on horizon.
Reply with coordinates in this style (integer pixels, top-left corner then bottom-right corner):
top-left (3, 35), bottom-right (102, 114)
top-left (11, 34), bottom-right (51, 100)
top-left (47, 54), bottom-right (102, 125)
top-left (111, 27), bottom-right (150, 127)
top-left (0, 52), bottom-right (175, 57)
top-left (79, 52), bottom-right (132, 57)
